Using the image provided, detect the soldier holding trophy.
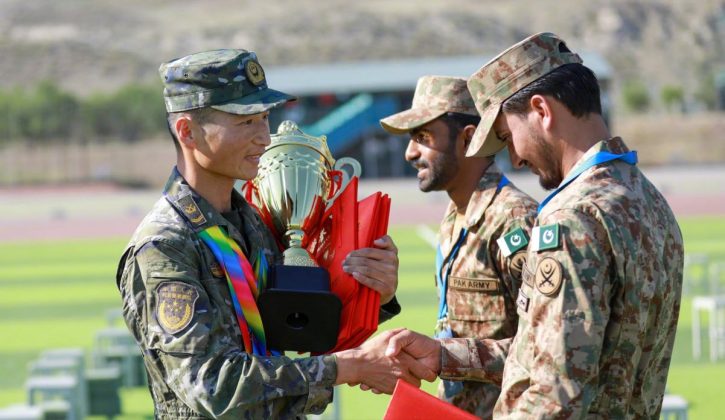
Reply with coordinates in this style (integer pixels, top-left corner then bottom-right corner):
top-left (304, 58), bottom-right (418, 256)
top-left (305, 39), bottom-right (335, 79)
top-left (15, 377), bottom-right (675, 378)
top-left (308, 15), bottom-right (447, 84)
top-left (116, 49), bottom-right (432, 419)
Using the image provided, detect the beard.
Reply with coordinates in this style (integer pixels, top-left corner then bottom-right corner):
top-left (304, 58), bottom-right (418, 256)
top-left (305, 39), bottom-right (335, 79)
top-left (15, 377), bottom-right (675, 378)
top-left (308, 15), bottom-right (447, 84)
top-left (528, 128), bottom-right (562, 191)
top-left (411, 148), bottom-right (459, 192)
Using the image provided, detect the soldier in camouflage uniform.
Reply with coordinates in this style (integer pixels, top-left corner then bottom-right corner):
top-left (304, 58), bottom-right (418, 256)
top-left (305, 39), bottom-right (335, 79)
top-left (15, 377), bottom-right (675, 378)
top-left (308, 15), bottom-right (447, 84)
top-left (385, 33), bottom-right (684, 418)
top-left (116, 49), bottom-right (428, 419)
top-left (379, 76), bottom-right (537, 418)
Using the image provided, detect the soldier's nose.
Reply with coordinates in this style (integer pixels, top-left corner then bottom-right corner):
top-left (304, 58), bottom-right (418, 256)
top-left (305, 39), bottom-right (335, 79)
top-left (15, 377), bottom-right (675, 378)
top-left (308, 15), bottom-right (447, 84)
top-left (404, 140), bottom-right (419, 162)
top-left (507, 143), bottom-right (525, 169)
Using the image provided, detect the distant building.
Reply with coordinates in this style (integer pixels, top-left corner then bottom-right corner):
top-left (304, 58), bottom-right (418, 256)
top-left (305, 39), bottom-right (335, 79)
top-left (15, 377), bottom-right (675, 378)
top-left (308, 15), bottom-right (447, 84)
top-left (266, 53), bottom-right (612, 178)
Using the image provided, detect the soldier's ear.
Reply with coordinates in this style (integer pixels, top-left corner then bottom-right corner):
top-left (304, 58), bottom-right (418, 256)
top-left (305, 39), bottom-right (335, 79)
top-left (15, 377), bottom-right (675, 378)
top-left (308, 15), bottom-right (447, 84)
top-left (529, 95), bottom-right (554, 132)
top-left (174, 115), bottom-right (196, 149)
top-left (462, 124), bottom-right (477, 149)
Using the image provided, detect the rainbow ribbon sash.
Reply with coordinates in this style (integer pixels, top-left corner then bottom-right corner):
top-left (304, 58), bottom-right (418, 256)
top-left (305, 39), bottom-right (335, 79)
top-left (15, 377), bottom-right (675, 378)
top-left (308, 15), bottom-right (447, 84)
top-left (198, 225), bottom-right (268, 355)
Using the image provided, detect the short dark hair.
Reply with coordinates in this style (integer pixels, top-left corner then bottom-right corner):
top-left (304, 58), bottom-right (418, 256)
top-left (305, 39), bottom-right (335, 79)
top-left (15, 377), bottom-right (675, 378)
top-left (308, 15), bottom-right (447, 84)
top-left (439, 112), bottom-right (481, 143)
top-left (502, 63), bottom-right (602, 118)
top-left (166, 108), bottom-right (213, 152)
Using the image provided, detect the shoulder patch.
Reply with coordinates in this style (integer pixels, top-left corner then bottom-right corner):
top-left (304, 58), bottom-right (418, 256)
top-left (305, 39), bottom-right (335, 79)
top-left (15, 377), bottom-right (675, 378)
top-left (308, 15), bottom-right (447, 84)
top-left (534, 257), bottom-right (563, 297)
top-left (497, 227), bottom-right (529, 257)
top-left (155, 281), bottom-right (199, 334)
top-left (530, 223), bottom-right (560, 252)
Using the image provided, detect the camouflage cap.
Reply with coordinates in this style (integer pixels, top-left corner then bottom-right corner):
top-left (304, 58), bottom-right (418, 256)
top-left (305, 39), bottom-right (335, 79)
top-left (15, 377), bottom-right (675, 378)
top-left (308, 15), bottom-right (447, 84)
top-left (466, 32), bottom-right (582, 157)
top-left (159, 49), bottom-right (296, 114)
top-left (380, 76), bottom-right (478, 134)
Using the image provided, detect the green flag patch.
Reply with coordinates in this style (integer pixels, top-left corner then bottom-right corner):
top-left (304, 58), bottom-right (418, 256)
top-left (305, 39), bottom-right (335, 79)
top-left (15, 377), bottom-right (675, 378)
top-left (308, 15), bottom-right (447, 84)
top-left (497, 227), bottom-right (529, 257)
top-left (531, 223), bottom-right (560, 252)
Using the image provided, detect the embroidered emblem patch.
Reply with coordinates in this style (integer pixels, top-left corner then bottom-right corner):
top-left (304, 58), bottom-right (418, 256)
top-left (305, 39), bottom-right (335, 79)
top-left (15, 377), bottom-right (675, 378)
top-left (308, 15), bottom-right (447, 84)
top-left (534, 257), bottom-right (563, 297)
top-left (177, 194), bottom-right (207, 227)
top-left (497, 227), bottom-right (529, 257)
top-left (509, 252), bottom-right (527, 278)
top-left (245, 60), bottom-right (265, 86)
top-left (156, 281), bottom-right (199, 334)
top-left (531, 223), bottom-right (560, 252)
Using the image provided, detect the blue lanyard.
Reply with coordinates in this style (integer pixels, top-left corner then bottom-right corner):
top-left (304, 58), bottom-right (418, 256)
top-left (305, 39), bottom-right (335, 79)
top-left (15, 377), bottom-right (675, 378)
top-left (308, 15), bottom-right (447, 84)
top-left (538, 151), bottom-right (637, 213)
top-left (436, 175), bottom-right (510, 320)
top-left (436, 228), bottom-right (467, 320)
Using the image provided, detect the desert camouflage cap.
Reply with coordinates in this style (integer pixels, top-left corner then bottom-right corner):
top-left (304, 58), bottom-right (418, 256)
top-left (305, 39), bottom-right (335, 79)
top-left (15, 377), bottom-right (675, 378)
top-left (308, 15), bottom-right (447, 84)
top-left (466, 32), bottom-right (582, 157)
top-left (159, 49), bottom-right (296, 114)
top-left (380, 75), bottom-right (478, 135)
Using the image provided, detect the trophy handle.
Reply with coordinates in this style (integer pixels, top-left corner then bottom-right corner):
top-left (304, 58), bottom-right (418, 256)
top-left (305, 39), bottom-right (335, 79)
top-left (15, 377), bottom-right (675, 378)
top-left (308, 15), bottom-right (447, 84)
top-left (327, 157), bottom-right (361, 208)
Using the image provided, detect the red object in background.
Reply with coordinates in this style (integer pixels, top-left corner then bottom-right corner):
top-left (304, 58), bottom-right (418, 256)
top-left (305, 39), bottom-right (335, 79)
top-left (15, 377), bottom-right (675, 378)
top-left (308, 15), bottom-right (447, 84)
top-left (384, 380), bottom-right (479, 420)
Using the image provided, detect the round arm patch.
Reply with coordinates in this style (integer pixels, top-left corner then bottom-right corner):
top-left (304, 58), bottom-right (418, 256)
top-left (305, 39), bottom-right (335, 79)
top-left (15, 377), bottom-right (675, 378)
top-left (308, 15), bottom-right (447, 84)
top-left (534, 257), bottom-right (563, 297)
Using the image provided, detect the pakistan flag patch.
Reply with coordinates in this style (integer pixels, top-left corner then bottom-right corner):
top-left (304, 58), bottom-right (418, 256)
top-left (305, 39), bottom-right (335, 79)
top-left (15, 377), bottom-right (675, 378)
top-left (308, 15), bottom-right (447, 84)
top-left (530, 223), bottom-right (560, 252)
top-left (497, 227), bottom-right (529, 257)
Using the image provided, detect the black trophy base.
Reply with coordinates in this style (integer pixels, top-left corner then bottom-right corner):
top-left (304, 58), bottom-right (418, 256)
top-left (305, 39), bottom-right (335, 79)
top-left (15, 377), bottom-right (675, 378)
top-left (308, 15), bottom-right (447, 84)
top-left (257, 264), bottom-right (342, 353)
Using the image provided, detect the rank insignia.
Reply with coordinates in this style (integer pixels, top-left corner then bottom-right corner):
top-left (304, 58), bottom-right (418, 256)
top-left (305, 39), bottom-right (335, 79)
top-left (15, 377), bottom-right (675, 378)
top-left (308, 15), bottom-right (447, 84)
top-left (245, 60), bottom-right (265, 86)
top-left (534, 257), bottom-right (563, 297)
top-left (156, 281), bottom-right (199, 334)
top-left (177, 194), bottom-right (207, 227)
top-left (531, 223), bottom-right (560, 252)
top-left (497, 227), bottom-right (529, 257)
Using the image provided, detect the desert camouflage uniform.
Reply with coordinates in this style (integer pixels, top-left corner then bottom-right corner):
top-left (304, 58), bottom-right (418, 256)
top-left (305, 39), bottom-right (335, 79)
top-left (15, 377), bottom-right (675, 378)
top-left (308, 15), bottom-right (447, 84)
top-left (439, 138), bottom-right (684, 418)
top-left (435, 163), bottom-right (536, 418)
top-left (117, 169), bottom-right (336, 419)
top-left (381, 75), bottom-right (538, 417)
top-left (439, 33), bottom-right (684, 418)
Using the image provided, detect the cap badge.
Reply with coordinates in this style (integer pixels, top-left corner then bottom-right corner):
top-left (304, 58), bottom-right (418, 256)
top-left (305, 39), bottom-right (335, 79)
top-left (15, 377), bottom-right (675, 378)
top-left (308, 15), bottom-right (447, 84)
top-left (245, 60), bottom-right (265, 86)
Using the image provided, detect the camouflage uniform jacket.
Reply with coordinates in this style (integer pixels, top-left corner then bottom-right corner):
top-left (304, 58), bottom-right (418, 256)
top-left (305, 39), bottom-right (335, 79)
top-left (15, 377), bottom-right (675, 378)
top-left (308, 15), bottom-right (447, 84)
top-left (439, 138), bottom-right (684, 419)
top-left (436, 163), bottom-right (537, 418)
top-left (116, 169), bottom-right (336, 419)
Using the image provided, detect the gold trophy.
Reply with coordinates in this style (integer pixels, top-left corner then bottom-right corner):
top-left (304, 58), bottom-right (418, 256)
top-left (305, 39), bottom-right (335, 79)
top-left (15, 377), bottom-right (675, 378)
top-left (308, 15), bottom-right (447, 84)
top-left (253, 120), bottom-right (360, 352)
top-left (254, 120), bottom-right (360, 266)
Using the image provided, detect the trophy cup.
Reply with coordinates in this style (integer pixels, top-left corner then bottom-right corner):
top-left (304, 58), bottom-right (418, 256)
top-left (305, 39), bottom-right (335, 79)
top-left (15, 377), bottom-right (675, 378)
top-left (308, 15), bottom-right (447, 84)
top-left (253, 120), bottom-right (361, 352)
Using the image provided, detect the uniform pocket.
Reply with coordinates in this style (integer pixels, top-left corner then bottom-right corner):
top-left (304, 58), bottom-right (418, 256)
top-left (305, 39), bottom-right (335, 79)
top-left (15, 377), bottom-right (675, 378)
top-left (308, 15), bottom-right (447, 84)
top-left (447, 276), bottom-right (506, 322)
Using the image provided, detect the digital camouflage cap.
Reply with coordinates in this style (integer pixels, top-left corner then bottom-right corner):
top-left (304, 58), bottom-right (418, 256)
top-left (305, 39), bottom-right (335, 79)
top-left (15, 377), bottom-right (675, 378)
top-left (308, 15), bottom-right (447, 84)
top-left (380, 76), bottom-right (478, 134)
top-left (159, 49), bottom-right (296, 115)
top-left (466, 32), bottom-right (582, 157)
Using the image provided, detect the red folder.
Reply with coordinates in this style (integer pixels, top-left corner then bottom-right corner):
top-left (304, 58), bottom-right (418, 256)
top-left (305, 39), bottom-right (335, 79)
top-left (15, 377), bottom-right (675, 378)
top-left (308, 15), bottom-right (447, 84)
top-left (384, 380), bottom-right (478, 420)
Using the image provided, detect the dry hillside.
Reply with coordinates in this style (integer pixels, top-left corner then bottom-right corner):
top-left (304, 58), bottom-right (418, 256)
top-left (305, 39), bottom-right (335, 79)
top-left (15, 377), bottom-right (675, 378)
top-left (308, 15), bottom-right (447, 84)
top-left (0, 0), bottom-right (722, 108)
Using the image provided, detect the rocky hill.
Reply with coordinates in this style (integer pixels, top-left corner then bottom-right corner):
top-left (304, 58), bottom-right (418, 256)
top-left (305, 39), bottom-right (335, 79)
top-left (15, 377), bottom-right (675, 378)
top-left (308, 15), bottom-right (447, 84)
top-left (0, 0), bottom-right (723, 109)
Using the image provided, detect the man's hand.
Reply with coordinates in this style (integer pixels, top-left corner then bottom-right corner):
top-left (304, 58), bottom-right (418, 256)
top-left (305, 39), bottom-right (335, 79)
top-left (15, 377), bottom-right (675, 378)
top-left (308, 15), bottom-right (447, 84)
top-left (334, 329), bottom-right (436, 394)
top-left (343, 235), bottom-right (398, 304)
top-left (385, 329), bottom-right (442, 376)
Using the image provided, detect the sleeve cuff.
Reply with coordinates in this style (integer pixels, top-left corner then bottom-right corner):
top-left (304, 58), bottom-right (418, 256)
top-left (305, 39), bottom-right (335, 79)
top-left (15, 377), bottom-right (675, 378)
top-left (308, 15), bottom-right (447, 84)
top-left (378, 295), bottom-right (401, 324)
top-left (439, 338), bottom-right (483, 380)
top-left (300, 355), bottom-right (337, 414)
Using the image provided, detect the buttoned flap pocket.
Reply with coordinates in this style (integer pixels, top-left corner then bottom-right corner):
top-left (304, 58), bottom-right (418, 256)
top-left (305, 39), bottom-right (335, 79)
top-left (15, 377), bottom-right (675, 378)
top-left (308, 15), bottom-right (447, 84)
top-left (447, 276), bottom-right (506, 322)
top-left (146, 277), bottom-right (212, 355)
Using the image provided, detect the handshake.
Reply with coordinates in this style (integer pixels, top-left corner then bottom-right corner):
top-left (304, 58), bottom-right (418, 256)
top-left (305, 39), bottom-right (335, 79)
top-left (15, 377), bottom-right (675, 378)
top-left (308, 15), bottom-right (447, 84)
top-left (333, 328), bottom-right (442, 393)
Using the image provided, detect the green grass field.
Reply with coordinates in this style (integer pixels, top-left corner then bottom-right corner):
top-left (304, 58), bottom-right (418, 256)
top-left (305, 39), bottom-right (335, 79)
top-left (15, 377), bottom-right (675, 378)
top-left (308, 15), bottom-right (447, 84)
top-left (1, 216), bottom-right (724, 419)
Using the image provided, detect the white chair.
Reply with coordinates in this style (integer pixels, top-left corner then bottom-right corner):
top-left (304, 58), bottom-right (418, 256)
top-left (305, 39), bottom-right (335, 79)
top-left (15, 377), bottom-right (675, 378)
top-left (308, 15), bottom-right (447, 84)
top-left (691, 295), bottom-right (725, 361)
top-left (660, 394), bottom-right (688, 420)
